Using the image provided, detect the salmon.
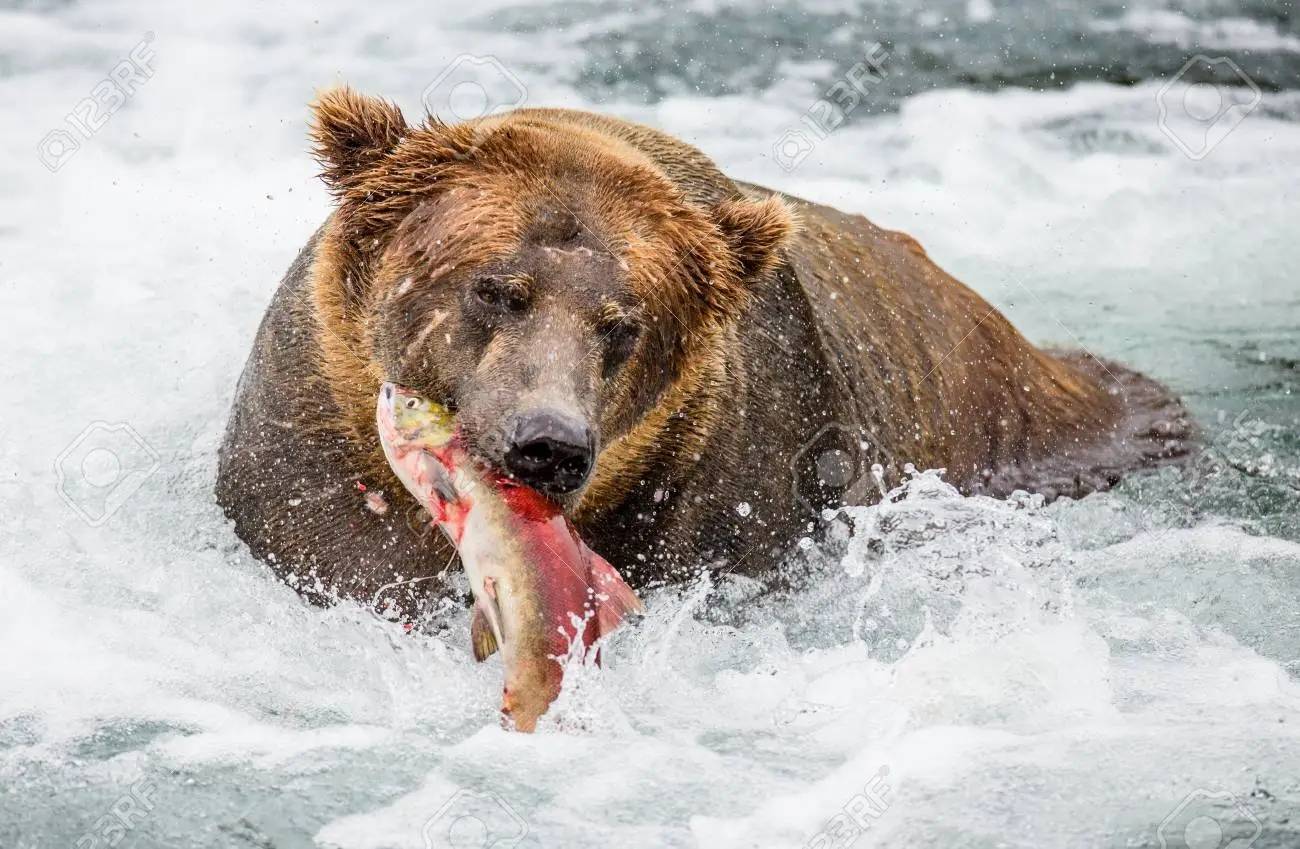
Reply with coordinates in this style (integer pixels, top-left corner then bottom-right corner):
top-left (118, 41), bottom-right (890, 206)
top-left (375, 382), bottom-right (643, 731)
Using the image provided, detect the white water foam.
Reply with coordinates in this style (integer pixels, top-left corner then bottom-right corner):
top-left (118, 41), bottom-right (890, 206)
top-left (1092, 11), bottom-right (1300, 53)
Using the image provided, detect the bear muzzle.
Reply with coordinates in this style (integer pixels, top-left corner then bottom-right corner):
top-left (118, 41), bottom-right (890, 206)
top-left (502, 408), bottom-right (596, 496)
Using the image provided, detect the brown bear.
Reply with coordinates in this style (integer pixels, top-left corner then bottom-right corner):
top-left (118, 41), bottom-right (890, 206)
top-left (216, 87), bottom-right (1192, 613)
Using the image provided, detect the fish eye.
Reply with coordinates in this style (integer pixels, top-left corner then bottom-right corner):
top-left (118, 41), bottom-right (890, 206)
top-left (404, 397), bottom-right (420, 409)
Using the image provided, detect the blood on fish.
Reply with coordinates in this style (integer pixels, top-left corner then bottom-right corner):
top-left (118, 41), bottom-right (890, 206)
top-left (496, 479), bottom-right (563, 523)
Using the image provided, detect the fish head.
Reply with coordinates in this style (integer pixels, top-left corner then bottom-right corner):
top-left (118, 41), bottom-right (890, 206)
top-left (376, 383), bottom-right (462, 507)
top-left (378, 383), bottom-right (456, 447)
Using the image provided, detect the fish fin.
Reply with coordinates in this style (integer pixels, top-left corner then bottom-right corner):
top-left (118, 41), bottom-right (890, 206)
top-left (588, 550), bottom-right (644, 638)
top-left (471, 606), bottom-right (499, 662)
top-left (419, 452), bottom-right (459, 503)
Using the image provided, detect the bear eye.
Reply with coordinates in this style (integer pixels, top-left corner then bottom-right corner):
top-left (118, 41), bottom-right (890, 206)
top-left (471, 276), bottom-right (529, 314)
top-left (600, 318), bottom-right (641, 377)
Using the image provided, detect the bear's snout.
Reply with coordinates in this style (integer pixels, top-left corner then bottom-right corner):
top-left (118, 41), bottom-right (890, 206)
top-left (502, 408), bottom-right (596, 496)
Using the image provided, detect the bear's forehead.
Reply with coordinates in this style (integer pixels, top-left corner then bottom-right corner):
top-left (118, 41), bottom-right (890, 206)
top-left (515, 239), bottom-right (631, 302)
top-left (394, 185), bottom-right (687, 272)
top-left (528, 206), bottom-right (582, 243)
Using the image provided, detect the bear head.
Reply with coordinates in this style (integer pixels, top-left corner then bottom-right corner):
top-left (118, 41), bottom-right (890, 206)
top-left (308, 87), bottom-right (795, 507)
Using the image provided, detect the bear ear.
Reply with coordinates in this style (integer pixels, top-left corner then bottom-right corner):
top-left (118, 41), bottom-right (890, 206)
top-left (714, 194), bottom-right (798, 282)
top-left (309, 86), bottom-right (408, 192)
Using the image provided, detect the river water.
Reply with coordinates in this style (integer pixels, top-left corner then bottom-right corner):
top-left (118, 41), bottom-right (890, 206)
top-left (1, 1), bottom-right (1298, 847)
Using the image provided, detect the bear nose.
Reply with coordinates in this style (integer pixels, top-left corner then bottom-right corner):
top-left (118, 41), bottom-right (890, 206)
top-left (503, 409), bottom-right (595, 496)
